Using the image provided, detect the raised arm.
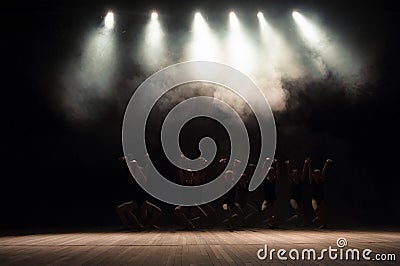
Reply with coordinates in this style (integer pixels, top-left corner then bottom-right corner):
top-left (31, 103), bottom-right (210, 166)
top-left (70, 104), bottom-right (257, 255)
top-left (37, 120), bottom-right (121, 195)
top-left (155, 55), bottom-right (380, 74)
top-left (178, 169), bottom-right (185, 185)
top-left (119, 156), bottom-right (134, 183)
top-left (144, 153), bottom-right (150, 179)
top-left (199, 156), bottom-right (208, 184)
top-left (261, 157), bottom-right (270, 179)
top-left (179, 154), bottom-right (188, 169)
top-left (233, 159), bottom-right (241, 179)
top-left (321, 159), bottom-right (334, 180)
top-left (284, 160), bottom-right (291, 183)
top-left (273, 159), bottom-right (279, 179)
top-left (130, 160), bottom-right (147, 183)
top-left (307, 158), bottom-right (313, 183)
top-left (178, 153), bottom-right (190, 184)
top-left (194, 171), bottom-right (202, 185)
top-left (142, 153), bottom-right (150, 182)
top-left (302, 158), bottom-right (310, 182)
top-left (219, 157), bottom-right (228, 172)
top-left (248, 163), bottom-right (256, 178)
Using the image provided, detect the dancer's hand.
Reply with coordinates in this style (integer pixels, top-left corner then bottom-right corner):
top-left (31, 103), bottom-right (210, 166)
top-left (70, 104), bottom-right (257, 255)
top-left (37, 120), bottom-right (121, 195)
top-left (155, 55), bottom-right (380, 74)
top-left (219, 158), bottom-right (228, 164)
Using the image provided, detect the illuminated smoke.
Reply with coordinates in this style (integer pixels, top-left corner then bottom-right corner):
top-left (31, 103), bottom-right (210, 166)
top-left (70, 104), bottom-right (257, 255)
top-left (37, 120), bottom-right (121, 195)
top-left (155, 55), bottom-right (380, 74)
top-left (58, 10), bottom-right (374, 122)
top-left (59, 25), bottom-right (117, 122)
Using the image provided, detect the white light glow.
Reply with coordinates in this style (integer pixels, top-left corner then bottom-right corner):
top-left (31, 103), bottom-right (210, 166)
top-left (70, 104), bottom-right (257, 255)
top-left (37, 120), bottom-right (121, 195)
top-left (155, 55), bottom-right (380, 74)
top-left (140, 12), bottom-right (166, 71)
top-left (151, 11), bottom-right (158, 20)
top-left (194, 12), bottom-right (205, 30)
top-left (229, 12), bottom-right (239, 30)
top-left (79, 24), bottom-right (117, 96)
top-left (256, 12), bottom-right (302, 78)
top-left (292, 10), bottom-right (330, 75)
top-left (195, 12), bottom-right (202, 20)
top-left (104, 11), bottom-right (114, 29)
top-left (292, 10), bottom-right (361, 79)
top-left (257, 12), bottom-right (268, 29)
top-left (187, 12), bottom-right (220, 61)
top-left (147, 19), bottom-right (162, 43)
top-left (292, 11), bottom-right (320, 43)
top-left (226, 12), bottom-right (257, 74)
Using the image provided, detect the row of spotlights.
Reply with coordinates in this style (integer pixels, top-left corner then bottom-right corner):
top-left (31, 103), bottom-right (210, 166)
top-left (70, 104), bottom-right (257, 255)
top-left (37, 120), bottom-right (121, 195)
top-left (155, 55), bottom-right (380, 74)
top-left (105, 10), bottom-right (303, 21)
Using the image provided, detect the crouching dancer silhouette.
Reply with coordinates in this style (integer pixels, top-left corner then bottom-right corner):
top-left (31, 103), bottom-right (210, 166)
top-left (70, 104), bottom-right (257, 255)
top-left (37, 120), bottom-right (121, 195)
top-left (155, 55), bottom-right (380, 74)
top-left (116, 156), bottom-right (162, 230)
top-left (174, 168), bottom-right (208, 230)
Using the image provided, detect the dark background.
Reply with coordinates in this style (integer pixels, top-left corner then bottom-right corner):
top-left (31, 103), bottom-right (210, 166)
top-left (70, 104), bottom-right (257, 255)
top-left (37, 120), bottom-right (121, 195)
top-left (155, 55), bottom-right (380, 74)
top-left (2, 0), bottom-right (399, 231)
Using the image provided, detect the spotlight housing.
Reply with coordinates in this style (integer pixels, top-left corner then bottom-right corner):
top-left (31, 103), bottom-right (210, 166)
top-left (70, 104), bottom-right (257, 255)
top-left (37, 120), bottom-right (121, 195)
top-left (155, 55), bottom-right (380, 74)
top-left (195, 12), bottom-right (202, 19)
top-left (229, 11), bottom-right (239, 29)
top-left (104, 11), bottom-right (114, 29)
top-left (151, 11), bottom-right (158, 20)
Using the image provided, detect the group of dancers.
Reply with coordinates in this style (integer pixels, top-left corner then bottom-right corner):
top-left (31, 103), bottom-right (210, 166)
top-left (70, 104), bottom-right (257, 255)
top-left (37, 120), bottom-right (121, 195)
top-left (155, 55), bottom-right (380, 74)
top-left (116, 155), bottom-right (333, 230)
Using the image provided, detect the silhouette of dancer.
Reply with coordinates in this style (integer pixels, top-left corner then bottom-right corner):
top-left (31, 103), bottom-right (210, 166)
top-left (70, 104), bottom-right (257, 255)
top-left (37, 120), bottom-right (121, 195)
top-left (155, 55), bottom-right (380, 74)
top-left (116, 156), bottom-right (161, 230)
top-left (285, 159), bottom-right (307, 226)
top-left (308, 158), bottom-right (334, 229)
top-left (261, 158), bottom-right (279, 228)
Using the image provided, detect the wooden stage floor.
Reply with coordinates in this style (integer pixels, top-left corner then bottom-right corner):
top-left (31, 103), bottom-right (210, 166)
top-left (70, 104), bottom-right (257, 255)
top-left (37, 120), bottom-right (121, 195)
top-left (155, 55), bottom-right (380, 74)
top-left (0, 229), bottom-right (399, 265)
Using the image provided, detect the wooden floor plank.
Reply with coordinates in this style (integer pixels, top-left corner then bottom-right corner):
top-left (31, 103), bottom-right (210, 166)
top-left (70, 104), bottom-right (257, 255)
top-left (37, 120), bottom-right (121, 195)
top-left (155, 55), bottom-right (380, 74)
top-left (0, 229), bottom-right (398, 265)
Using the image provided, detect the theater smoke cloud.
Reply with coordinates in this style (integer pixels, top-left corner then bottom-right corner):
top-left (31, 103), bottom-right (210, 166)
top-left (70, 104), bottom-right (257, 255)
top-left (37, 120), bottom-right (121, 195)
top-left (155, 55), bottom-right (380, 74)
top-left (57, 9), bottom-right (375, 122)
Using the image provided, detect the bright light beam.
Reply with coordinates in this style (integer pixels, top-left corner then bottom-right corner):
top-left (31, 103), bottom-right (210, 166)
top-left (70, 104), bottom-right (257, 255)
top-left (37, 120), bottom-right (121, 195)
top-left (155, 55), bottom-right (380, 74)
top-left (75, 13), bottom-right (117, 100)
top-left (195, 12), bottom-right (202, 21)
top-left (229, 11), bottom-right (239, 30)
top-left (257, 11), bottom-right (268, 30)
top-left (292, 10), bottom-right (360, 79)
top-left (104, 11), bottom-right (114, 29)
top-left (140, 11), bottom-right (166, 71)
top-left (194, 12), bottom-right (206, 34)
top-left (186, 12), bottom-right (220, 61)
top-left (151, 11), bottom-right (158, 20)
top-left (147, 14), bottom-right (162, 43)
top-left (292, 10), bottom-right (332, 75)
top-left (257, 11), bottom-right (271, 49)
top-left (292, 11), bottom-right (321, 44)
top-left (226, 11), bottom-right (256, 74)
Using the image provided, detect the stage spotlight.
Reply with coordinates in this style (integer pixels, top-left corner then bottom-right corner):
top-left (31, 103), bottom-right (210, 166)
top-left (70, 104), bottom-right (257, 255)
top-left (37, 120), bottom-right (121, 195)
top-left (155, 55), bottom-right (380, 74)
top-left (147, 15), bottom-right (162, 44)
top-left (292, 11), bottom-right (320, 43)
top-left (104, 11), bottom-right (114, 29)
top-left (151, 11), bottom-right (158, 20)
top-left (292, 11), bottom-right (301, 20)
top-left (194, 12), bottom-right (205, 30)
top-left (257, 11), bottom-right (267, 29)
top-left (292, 10), bottom-right (357, 78)
top-left (292, 11), bottom-right (328, 73)
top-left (187, 11), bottom-right (220, 61)
top-left (140, 11), bottom-right (166, 71)
top-left (78, 12), bottom-right (117, 101)
top-left (226, 11), bottom-right (256, 74)
top-left (229, 11), bottom-right (239, 29)
top-left (195, 12), bottom-right (202, 20)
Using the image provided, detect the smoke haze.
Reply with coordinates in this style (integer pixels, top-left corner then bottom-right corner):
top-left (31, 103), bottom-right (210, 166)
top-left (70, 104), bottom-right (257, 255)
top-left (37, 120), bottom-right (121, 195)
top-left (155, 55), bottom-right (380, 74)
top-left (57, 9), bottom-right (376, 123)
